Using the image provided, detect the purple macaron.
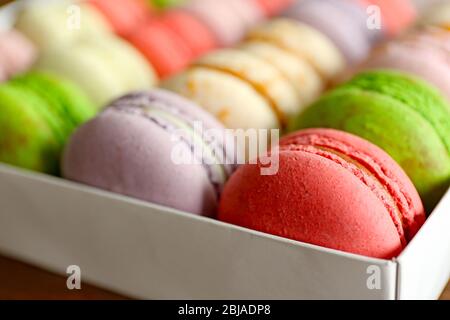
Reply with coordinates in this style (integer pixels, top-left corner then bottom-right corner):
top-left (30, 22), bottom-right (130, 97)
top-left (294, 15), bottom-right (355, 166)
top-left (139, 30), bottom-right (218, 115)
top-left (62, 89), bottom-right (236, 216)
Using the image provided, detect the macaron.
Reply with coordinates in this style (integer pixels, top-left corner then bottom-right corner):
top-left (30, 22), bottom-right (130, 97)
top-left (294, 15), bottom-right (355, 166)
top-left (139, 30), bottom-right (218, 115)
top-left (285, 0), bottom-right (375, 64)
top-left (150, 0), bottom-right (184, 9)
top-left (0, 72), bottom-right (95, 174)
top-left (15, 0), bottom-right (112, 50)
top-left (290, 70), bottom-right (450, 211)
top-left (356, 0), bottom-right (417, 37)
top-left (246, 19), bottom-right (345, 81)
top-left (36, 36), bottom-right (157, 108)
top-left (89, 0), bottom-right (152, 36)
top-left (412, 0), bottom-right (444, 11)
top-left (63, 89), bottom-right (236, 216)
top-left (159, 10), bottom-right (217, 58)
top-left (0, 30), bottom-right (36, 82)
top-left (163, 19), bottom-right (344, 130)
top-left (126, 19), bottom-right (193, 78)
top-left (219, 128), bottom-right (426, 259)
top-left (252, 0), bottom-right (294, 17)
top-left (239, 41), bottom-right (322, 106)
top-left (178, 48), bottom-right (301, 127)
top-left (421, 0), bottom-right (450, 30)
top-left (183, 0), bottom-right (261, 47)
top-left (360, 27), bottom-right (450, 99)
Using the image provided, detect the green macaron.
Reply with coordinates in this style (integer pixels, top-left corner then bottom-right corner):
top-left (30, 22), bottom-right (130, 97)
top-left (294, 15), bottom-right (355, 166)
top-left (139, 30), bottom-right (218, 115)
top-left (0, 72), bottom-right (96, 174)
top-left (149, 0), bottom-right (184, 9)
top-left (290, 70), bottom-right (450, 212)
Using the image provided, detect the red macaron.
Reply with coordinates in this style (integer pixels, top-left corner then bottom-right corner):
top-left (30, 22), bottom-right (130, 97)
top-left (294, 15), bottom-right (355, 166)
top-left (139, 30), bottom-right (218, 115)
top-left (253, 0), bottom-right (294, 17)
top-left (89, 0), bottom-right (153, 36)
top-left (159, 10), bottom-right (217, 59)
top-left (126, 19), bottom-right (193, 78)
top-left (219, 129), bottom-right (425, 259)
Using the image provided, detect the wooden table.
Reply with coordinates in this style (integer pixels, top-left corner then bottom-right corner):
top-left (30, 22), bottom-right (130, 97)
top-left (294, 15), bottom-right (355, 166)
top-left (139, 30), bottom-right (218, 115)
top-left (0, 255), bottom-right (448, 300)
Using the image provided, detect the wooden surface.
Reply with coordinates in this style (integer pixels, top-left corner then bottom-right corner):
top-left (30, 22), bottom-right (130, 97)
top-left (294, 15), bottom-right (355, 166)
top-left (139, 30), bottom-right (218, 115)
top-left (0, 255), bottom-right (448, 300)
top-left (0, 255), bottom-right (125, 300)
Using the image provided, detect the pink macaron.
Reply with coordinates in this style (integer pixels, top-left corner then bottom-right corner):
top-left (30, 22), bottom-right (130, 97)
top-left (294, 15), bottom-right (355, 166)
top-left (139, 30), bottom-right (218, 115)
top-left (253, 0), bottom-right (294, 17)
top-left (360, 27), bottom-right (450, 99)
top-left (219, 128), bottom-right (425, 259)
top-left (184, 0), bottom-right (259, 47)
top-left (126, 19), bottom-right (193, 78)
top-left (159, 10), bottom-right (217, 58)
top-left (0, 30), bottom-right (37, 81)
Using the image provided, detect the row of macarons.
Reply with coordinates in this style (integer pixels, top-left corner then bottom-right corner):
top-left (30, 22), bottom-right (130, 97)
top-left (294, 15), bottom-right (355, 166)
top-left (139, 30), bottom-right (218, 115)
top-left (1, 69), bottom-right (445, 260)
top-left (1, 1), bottom-right (450, 259)
top-left (1, 70), bottom-right (449, 260)
top-left (13, 0), bottom-right (293, 78)
top-left (1, 0), bottom-right (294, 107)
top-left (1, 0), bottom-right (426, 108)
top-left (61, 68), bottom-right (449, 260)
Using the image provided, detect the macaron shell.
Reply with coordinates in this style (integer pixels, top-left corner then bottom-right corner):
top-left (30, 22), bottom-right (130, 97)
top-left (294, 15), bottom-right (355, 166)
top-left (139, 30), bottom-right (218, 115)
top-left (240, 41), bottom-right (322, 106)
top-left (195, 49), bottom-right (300, 125)
top-left (126, 20), bottom-right (193, 78)
top-left (0, 64), bottom-right (6, 82)
top-left (160, 10), bottom-right (217, 57)
top-left (162, 67), bottom-right (280, 129)
top-left (422, 1), bottom-right (450, 28)
top-left (63, 109), bottom-right (218, 216)
top-left (89, 0), bottom-right (151, 36)
top-left (36, 36), bottom-right (156, 108)
top-left (361, 28), bottom-right (450, 99)
top-left (15, 1), bottom-right (112, 49)
top-left (0, 84), bottom-right (62, 173)
top-left (246, 19), bottom-right (345, 81)
top-left (0, 70), bottom-right (94, 175)
top-left (109, 89), bottom-right (237, 178)
top-left (219, 150), bottom-right (404, 259)
top-left (183, 0), bottom-right (247, 46)
top-left (11, 72), bottom-right (96, 130)
top-left (281, 128), bottom-right (426, 240)
top-left (227, 0), bottom-right (264, 29)
top-left (37, 43), bottom-right (124, 108)
top-left (0, 30), bottom-right (36, 79)
top-left (253, 0), bottom-right (294, 17)
top-left (151, 0), bottom-right (184, 9)
top-left (86, 37), bottom-right (157, 92)
top-left (285, 0), bottom-right (371, 64)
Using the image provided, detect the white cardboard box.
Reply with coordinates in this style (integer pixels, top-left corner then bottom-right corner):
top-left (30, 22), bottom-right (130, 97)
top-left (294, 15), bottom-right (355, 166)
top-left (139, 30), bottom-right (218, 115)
top-left (0, 163), bottom-right (449, 300)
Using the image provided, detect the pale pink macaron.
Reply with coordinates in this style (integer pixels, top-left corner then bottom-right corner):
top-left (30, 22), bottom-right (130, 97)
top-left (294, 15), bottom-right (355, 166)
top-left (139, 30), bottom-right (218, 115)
top-left (0, 30), bottom-right (37, 81)
top-left (184, 0), bottom-right (262, 46)
top-left (360, 27), bottom-right (450, 99)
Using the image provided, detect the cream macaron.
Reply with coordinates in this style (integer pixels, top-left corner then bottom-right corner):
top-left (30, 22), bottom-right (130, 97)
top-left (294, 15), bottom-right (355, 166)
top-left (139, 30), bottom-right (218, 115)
top-left (15, 0), bottom-right (112, 50)
top-left (163, 19), bottom-right (344, 130)
top-left (36, 36), bottom-right (157, 108)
